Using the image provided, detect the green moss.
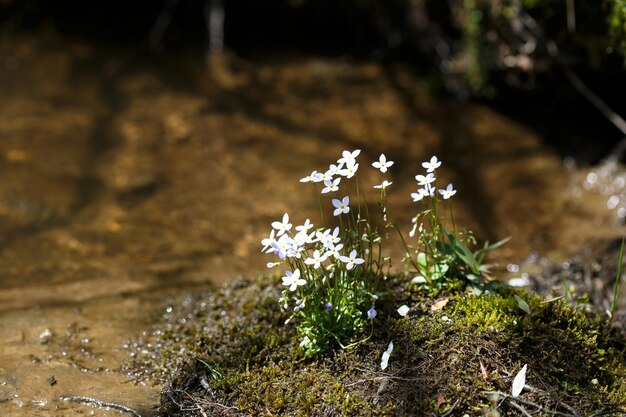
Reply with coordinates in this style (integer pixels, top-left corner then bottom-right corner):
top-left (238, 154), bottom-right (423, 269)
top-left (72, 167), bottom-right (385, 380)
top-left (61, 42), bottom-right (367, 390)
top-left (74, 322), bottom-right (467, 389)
top-left (126, 275), bottom-right (626, 416)
top-left (451, 292), bottom-right (521, 331)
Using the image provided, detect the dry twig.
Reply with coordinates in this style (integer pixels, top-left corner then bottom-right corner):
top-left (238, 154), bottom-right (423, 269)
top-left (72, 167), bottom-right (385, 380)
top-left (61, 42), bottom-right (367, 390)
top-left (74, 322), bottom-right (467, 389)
top-left (483, 391), bottom-right (579, 417)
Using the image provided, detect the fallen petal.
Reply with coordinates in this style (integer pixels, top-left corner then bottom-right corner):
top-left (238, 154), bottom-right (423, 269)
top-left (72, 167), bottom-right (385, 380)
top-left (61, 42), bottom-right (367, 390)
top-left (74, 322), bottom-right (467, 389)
top-left (397, 305), bottom-right (410, 316)
top-left (512, 364), bottom-right (528, 397)
top-left (381, 341), bottom-right (394, 370)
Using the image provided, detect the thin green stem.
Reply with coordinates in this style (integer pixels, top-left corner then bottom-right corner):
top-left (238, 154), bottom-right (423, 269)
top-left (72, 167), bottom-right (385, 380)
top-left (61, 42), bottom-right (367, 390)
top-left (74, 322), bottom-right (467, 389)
top-left (448, 200), bottom-right (457, 233)
top-left (610, 238), bottom-right (625, 322)
top-left (313, 182), bottom-right (327, 227)
top-left (394, 223), bottom-right (429, 283)
top-left (356, 174), bottom-right (371, 222)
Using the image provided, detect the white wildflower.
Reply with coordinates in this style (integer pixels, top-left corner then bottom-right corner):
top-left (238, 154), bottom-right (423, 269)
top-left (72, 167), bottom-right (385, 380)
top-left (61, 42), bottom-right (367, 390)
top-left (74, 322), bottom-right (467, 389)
top-left (282, 269), bottom-right (306, 292)
top-left (422, 156), bottom-right (441, 172)
top-left (372, 154), bottom-right (394, 173)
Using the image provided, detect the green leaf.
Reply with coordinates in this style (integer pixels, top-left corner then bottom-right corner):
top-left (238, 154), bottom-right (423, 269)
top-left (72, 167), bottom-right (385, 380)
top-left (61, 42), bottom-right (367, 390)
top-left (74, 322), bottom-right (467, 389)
top-left (196, 358), bottom-right (222, 380)
top-left (514, 294), bottom-right (531, 315)
top-left (610, 238), bottom-right (625, 317)
top-left (447, 232), bottom-right (477, 263)
top-left (475, 237), bottom-right (511, 263)
top-left (453, 242), bottom-right (480, 274)
top-left (435, 240), bottom-right (454, 256)
top-left (466, 274), bottom-right (481, 284)
top-left (430, 263), bottom-right (449, 280)
top-left (417, 252), bottom-right (428, 269)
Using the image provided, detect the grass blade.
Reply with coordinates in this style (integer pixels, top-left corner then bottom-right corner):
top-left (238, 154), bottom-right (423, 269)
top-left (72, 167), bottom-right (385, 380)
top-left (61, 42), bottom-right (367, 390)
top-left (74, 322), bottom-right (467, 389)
top-left (610, 238), bottom-right (625, 320)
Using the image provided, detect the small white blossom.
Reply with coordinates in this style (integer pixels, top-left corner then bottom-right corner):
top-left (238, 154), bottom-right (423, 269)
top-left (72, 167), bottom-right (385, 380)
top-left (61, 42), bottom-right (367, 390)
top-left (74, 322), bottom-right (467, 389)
top-left (305, 250), bottom-right (328, 269)
top-left (374, 180), bottom-right (393, 189)
top-left (282, 269), bottom-right (306, 292)
top-left (411, 188), bottom-right (427, 202)
top-left (422, 156), bottom-right (441, 172)
top-left (317, 171), bottom-right (333, 183)
top-left (415, 173), bottom-right (436, 186)
top-left (271, 213), bottom-right (292, 236)
top-left (285, 244), bottom-right (303, 259)
top-left (372, 154), bottom-right (394, 173)
top-left (438, 183), bottom-right (457, 200)
top-left (338, 149), bottom-right (361, 165)
top-left (325, 227), bottom-right (341, 245)
top-left (332, 196), bottom-right (350, 216)
top-left (397, 305), bottom-right (410, 316)
top-left (321, 178), bottom-right (341, 193)
top-left (300, 170), bottom-right (323, 183)
top-left (294, 230), bottom-right (314, 246)
top-left (261, 229), bottom-right (276, 253)
top-left (326, 242), bottom-right (344, 259)
top-left (296, 219), bottom-right (314, 233)
top-left (339, 161), bottom-right (359, 178)
top-left (326, 163), bottom-right (344, 177)
top-left (272, 234), bottom-right (295, 259)
top-left (315, 228), bottom-right (331, 242)
top-left (300, 170), bottom-right (317, 183)
top-left (340, 249), bottom-right (365, 270)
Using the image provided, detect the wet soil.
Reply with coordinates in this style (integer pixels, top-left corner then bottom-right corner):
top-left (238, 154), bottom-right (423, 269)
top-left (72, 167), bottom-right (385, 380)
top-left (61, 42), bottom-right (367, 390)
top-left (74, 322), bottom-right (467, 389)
top-left (0, 31), bottom-right (622, 416)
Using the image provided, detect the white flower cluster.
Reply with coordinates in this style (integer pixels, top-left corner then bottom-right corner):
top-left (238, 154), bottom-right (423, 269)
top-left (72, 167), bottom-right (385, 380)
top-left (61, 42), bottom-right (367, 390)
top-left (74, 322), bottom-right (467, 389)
top-left (262, 214), bottom-right (366, 292)
top-left (300, 150), bottom-right (395, 194)
top-left (258, 149), bottom-right (472, 354)
top-left (410, 156), bottom-right (456, 202)
top-left (261, 149), bottom-right (398, 293)
top-left (300, 149), bottom-right (360, 185)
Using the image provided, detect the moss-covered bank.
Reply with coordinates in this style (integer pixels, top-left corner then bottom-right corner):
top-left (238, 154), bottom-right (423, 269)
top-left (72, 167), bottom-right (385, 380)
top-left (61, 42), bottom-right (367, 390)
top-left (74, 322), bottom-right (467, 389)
top-left (126, 276), bottom-right (626, 416)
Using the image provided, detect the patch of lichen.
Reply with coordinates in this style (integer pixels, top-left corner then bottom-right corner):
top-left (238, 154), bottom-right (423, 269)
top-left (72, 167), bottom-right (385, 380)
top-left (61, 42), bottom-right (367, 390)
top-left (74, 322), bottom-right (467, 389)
top-left (127, 275), bottom-right (626, 416)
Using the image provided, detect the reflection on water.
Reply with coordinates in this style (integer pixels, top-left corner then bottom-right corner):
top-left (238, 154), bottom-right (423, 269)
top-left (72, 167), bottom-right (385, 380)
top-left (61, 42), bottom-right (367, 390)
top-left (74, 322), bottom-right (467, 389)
top-left (0, 33), bottom-right (617, 415)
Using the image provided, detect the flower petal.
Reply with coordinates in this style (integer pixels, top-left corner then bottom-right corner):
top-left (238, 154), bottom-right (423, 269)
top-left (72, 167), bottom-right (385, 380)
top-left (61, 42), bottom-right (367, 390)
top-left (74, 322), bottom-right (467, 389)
top-left (512, 364), bottom-right (527, 397)
top-left (381, 341), bottom-right (393, 370)
top-left (397, 305), bottom-right (410, 316)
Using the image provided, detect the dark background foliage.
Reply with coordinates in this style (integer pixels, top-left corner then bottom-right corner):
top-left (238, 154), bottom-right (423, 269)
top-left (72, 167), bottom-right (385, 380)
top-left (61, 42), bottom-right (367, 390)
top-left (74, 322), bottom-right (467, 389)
top-left (2, 0), bottom-right (626, 161)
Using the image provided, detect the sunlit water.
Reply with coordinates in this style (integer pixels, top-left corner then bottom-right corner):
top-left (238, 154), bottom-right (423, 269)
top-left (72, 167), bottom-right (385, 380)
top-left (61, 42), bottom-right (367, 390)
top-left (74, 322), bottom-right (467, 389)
top-left (0, 33), bottom-right (620, 416)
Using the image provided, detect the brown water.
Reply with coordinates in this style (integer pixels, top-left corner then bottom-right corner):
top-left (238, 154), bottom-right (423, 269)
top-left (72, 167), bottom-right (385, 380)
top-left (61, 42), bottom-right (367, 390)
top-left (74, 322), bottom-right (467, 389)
top-left (0, 32), bottom-right (620, 416)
